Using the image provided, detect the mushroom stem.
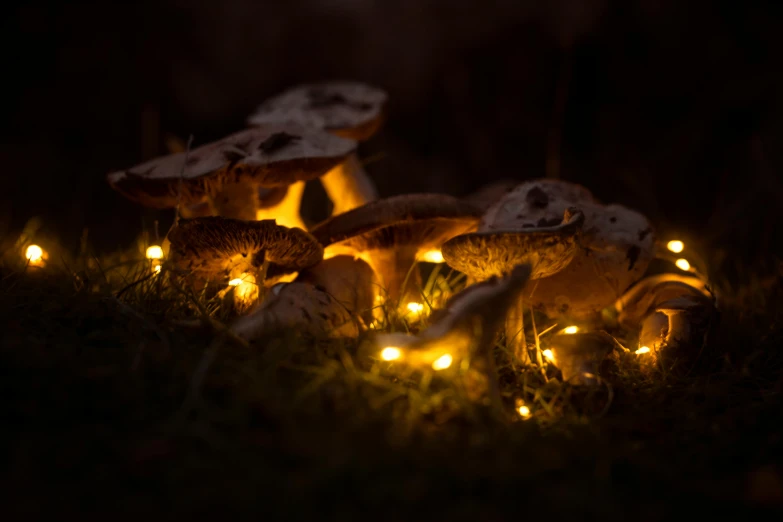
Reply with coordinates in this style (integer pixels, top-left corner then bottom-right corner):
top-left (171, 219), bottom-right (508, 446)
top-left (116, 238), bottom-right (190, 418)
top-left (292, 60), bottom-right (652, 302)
top-left (256, 181), bottom-right (307, 230)
top-left (367, 247), bottom-right (423, 310)
top-left (320, 153), bottom-right (378, 216)
top-left (506, 297), bottom-right (529, 365)
top-left (209, 179), bottom-right (260, 221)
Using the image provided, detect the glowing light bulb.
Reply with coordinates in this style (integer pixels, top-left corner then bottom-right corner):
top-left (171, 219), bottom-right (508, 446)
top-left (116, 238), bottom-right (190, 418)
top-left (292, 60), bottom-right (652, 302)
top-left (229, 278), bottom-right (243, 286)
top-left (635, 346), bottom-right (651, 355)
top-left (229, 273), bottom-right (258, 303)
top-left (153, 263), bottom-right (162, 274)
top-left (380, 347), bottom-right (402, 361)
top-left (420, 249), bottom-right (444, 263)
top-left (675, 258), bottom-right (691, 271)
top-left (146, 245), bottom-right (164, 260)
top-left (515, 398), bottom-right (532, 419)
top-left (542, 349), bottom-right (554, 361)
top-left (431, 353), bottom-right (453, 371)
top-left (25, 244), bottom-right (44, 263)
top-left (667, 240), bottom-right (684, 253)
top-left (564, 326), bottom-right (578, 334)
top-left (406, 302), bottom-right (425, 315)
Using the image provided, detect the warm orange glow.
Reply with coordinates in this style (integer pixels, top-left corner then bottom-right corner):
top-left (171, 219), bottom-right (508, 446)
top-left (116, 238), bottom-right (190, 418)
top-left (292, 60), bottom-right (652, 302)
top-left (667, 240), bottom-right (684, 253)
top-left (380, 347), bottom-right (402, 361)
top-left (419, 249), bottom-right (444, 263)
top-left (25, 245), bottom-right (46, 267)
top-left (542, 349), bottom-right (554, 361)
top-left (153, 263), bottom-right (162, 274)
top-left (675, 258), bottom-right (691, 271)
top-left (145, 245), bottom-right (164, 260)
top-left (406, 302), bottom-right (425, 315)
top-left (563, 326), bottom-right (578, 334)
top-left (431, 353), bottom-right (453, 371)
top-left (635, 346), bottom-right (651, 355)
top-left (515, 398), bottom-right (532, 419)
top-left (229, 273), bottom-right (258, 304)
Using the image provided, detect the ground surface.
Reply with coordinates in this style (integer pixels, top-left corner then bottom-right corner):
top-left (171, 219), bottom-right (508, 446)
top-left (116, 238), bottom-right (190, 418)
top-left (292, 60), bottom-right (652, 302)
top-left (1, 252), bottom-right (782, 521)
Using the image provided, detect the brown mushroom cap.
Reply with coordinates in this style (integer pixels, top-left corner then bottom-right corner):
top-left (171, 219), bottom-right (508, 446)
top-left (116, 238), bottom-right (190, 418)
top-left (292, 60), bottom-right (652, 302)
top-left (482, 179), bottom-right (656, 318)
top-left (247, 82), bottom-right (388, 141)
top-left (441, 207), bottom-right (585, 281)
top-left (107, 123), bottom-right (356, 209)
top-left (167, 217), bottom-right (323, 283)
top-left (310, 193), bottom-right (482, 257)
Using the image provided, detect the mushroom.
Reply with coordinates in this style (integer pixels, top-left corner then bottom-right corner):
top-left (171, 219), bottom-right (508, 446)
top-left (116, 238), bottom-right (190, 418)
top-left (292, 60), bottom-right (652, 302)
top-left (107, 123), bottom-right (356, 226)
top-left (441, 207), bottom-right (585, 364)
top-left (295, 255), bottom-right (378, 326)
top-left (482, 179), bottom-right (656, 320)
top-left (547, 331), bottom-right (616, 385)
top-left (614, 276), bottom-right (717, 374)
top-left (247, 82), bottom-right (387, 216)
top-left (308, 194), bottom-right (483, 309)
top-left (166, 217), bottom-right (323, 307)
top-left (230, 282), bottom-right (359, 341)
top-left (372, 264), bottom-right (533, 406)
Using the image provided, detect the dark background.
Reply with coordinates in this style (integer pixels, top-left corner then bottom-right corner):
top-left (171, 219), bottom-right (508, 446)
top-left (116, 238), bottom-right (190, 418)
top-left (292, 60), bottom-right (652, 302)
top-left (2, 0), bottom-right (782, 266)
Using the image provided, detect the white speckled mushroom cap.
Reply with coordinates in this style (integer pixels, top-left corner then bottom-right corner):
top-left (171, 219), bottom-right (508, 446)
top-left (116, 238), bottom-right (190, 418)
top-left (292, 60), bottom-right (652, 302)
top-left (247, 82), bottom-right (388, 141)
top-left (107, 123), bottom-right (356, 209)
top-left (486, 180), bottom-right (656, 318)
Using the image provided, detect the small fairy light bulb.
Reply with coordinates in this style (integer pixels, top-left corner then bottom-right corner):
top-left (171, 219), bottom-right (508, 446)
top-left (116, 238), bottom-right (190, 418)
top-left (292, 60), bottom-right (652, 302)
top-left (431, 353), bottom-right (453, 371)
top-left (145, 245), bottom-right (164, 260)
top-left (153, 263), bottom-right (162, 274)
top-left (25, 244), bottom-right (45, 266)
top-left (563, 325), bottom-right (578, 335)
top-left (406, 302), bottom-right (425, 316)
top-left (542, 349), bottom-right (554, 361)
top-left (635, 346), bottom-right (651, 355)
top-left (515, 399), bottom-right (532, 419)
top-left (667, 240), bottom-right (684, 253)
top-left (229, 278), bottom-right (243, 286)
top-left (380, 347), bottom-right (402, 361)
top-left (675, 258), bottom-right (691, 271)
top-left (419, 249), bottom-right (444, 263)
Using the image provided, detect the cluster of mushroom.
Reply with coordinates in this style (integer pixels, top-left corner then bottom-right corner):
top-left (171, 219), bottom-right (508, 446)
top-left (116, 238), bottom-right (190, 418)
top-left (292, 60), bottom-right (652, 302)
top-left (108, 81), bottom-right (716, 394)
top-left (108, 82), bottom-right (482, 339)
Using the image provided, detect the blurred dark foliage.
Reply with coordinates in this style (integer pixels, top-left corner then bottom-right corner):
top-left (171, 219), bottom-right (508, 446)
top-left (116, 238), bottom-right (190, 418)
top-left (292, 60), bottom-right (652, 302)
top-left (2, 0), bottom-right (782, 267)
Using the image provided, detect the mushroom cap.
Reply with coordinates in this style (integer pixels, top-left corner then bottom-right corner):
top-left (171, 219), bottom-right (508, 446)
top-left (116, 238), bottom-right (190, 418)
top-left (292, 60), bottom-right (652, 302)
top-left (527, 203), bottom-right (656, 318)
top-left (247, 82), bottom-right (388, 141)
top-left (296, 255), bottom-right (378, 323)
top-left (107, 123), bottom-right (356, 209)
top-left (480, 178), bottom-right (597, 230)
top-left (167, 217), bottom-right (323, 283)
top-left (231, 282), bottom-right (357, 341)
top-left (441, 207), bottom-right (585, 281)
top-left (309, 193), bottom-right (483, 256)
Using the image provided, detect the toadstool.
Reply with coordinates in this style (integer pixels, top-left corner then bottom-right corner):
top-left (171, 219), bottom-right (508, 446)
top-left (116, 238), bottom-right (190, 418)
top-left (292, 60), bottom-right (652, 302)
top-left (107, 123), bottom-right (356, 225)
top-left (247, 82), bottom-right (387, 216)
top-left (230, 281), bottom-right (359, 341)
top-left (166, 217), bottom-right (323, 306)
top-left (442, 207), bottom-right (585, 364)
top-left (372, 263), bottom-right (533, 406)
top-left (482, 179), bottom-right (656, 320)
top-left (309, 193), bottom-right (482, 309)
